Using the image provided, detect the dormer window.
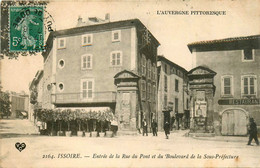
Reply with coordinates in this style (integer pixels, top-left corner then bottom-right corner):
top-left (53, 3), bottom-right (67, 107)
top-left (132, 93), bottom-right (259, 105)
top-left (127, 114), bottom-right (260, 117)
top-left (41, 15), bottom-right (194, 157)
top-left (58, 38), bottom-right (66, 49)
top-left (242, 49), bottom-right (254, 62)
top-left (112, 30), bottom-right (121, 42)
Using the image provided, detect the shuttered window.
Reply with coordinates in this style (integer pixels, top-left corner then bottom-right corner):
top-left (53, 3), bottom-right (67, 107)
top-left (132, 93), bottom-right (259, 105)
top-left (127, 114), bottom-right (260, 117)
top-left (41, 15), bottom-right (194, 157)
top-left (241, 75), bottom-right (257, 97)
top-left (81, 79), bottom-right (94, 99)
top-left (221, 75), bottom-right (233, 97)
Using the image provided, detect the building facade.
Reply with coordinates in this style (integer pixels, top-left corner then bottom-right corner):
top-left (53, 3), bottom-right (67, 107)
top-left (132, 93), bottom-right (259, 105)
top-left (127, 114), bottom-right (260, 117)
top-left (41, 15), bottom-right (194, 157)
top-left (29, 70), bottom-right (44, 122)
top-left (9, 92), bottom-right (29, 118)
top-left (41, 18), bottom-right (160, 131)
top-left (188, 35), bottom-right (260, 135)
top-left (157, 56), bottom-right (189, 131)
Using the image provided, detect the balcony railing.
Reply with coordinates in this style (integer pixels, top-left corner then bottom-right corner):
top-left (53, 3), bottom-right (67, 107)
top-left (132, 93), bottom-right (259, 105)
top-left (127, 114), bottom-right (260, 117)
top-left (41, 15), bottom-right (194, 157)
top-left (51, 92), bottom-right (116, 104)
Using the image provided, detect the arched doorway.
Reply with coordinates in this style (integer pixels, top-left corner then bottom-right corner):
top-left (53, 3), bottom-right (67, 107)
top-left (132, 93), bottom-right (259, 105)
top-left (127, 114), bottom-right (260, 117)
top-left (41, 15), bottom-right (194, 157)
top-left (221, 108), bottom-right (248, 136)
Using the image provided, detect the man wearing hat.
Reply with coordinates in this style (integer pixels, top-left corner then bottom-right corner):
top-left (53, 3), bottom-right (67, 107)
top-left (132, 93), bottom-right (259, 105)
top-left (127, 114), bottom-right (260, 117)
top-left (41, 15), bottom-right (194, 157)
top-left (247, 118), bottom-right (259, 146)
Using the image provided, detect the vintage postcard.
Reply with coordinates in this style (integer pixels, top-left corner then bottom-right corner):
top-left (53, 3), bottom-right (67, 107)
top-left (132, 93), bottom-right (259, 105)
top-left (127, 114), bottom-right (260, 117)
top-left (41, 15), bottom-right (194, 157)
top-left (0, 0), bottom-right (260, 167)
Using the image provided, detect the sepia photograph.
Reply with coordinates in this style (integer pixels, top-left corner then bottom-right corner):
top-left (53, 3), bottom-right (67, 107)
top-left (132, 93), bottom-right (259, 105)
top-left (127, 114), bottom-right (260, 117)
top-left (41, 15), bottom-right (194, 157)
top-left (0, 0), bottom-right (260, 167)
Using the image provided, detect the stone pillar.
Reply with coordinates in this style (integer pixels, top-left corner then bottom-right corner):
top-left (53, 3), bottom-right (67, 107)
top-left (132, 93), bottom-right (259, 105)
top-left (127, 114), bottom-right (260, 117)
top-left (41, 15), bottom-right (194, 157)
top-left (114, 70), bottom-right (140, 131)
top-left (188, 66), bottom-right (216, 134)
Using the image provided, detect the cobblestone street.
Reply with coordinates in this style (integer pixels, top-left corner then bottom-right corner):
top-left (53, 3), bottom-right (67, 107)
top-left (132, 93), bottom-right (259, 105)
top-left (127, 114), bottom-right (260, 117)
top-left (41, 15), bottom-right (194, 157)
top-left (0, 119), bottom-right (259, 167)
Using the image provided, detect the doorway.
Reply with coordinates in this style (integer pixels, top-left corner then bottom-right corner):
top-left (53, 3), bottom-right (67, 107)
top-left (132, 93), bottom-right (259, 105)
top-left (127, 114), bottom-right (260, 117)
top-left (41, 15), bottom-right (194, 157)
top-left (221, 108), bottom-right (248, 136)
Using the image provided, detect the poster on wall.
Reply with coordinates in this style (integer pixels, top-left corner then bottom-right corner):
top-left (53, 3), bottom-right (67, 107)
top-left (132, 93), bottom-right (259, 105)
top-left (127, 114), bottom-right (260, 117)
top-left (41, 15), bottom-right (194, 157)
top-left (195, 101), bottom-right (207, 117)
top-left (1, 0), bottom-right (260, 167)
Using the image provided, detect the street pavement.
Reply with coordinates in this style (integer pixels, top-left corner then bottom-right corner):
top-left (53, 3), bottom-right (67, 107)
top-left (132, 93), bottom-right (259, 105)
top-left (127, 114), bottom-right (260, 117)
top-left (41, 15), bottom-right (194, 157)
top-left (0, 119), bottom-right (260, 168)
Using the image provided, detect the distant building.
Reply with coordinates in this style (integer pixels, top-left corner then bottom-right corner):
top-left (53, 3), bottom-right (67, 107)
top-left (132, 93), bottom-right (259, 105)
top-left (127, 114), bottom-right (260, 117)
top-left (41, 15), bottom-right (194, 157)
top-left (188, 35), bottom-right (260, 135)
top-left (41, 17), bottom-right (160, 131)
top-left (9, 92), bottom-right (29, 118)
top-left (157, 56), bottom-right (189, 131)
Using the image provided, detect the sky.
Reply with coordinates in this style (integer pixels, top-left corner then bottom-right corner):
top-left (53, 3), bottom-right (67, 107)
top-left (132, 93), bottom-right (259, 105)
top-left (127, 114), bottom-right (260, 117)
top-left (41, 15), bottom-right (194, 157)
top-left (1, 0), bottom-right (260, 93)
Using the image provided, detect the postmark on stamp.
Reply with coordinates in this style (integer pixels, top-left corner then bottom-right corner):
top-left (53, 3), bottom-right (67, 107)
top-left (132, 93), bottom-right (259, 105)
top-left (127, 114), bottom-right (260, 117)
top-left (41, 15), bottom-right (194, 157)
top-left (9, 6), bottom-right (44, 52)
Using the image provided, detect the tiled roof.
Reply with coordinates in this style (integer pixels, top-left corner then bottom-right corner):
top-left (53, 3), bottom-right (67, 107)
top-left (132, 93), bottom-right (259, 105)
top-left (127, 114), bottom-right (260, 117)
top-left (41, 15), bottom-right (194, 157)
top-left (157, 55), bottom-right (188, 73)
top-left (188, 35), bottom-right (260, 46)
top-left (43, 19), bottom-right (160, 59)
top-left (187, 34), bottom-right (260, 52)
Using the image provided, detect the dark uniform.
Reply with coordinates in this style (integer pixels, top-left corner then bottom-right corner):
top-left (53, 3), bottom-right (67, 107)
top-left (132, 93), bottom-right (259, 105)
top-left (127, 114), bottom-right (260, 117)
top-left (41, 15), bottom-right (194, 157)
top-left (247, 118), bottom-right (259, 146)
top-left (164, 122), bottom-right (170, 139)
top-left (151, 119), bottom-right (158, 136)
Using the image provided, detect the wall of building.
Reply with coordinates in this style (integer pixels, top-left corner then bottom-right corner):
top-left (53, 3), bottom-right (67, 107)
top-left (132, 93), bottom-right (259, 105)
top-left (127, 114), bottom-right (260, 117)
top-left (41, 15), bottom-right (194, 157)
top-left (157, 60), bottom-right (187, 130)
top-left (42, 47), bottom-right (54, 109)
top-left (54, 27), bottom-right (134, 96)
top-left (195, 49), bottom-right (260, 124)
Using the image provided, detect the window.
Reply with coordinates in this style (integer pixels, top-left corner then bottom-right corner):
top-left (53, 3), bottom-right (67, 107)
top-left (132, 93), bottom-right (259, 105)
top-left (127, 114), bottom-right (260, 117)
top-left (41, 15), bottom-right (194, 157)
top-left (58, 59), bottom-right (65, 69)
top-left (186, 99), bottom-right (189, 110)
top-left (81, 54), bottom-right (92, 69)
top-left (112, 30), bottom-right (121, 42)
top-left (147, 83), bottom-right (151, 100)
top-left (164, 64), bottom-right (167, 74)
top-left (110, 51), bottom-right (122, 66)
top-left (152, 63), bottom-right (156, 80)
top-left (82, 34), bottom-right (93, 46)
top-left (241, 75), bottom-right (257, 97)
top-left (172, 68), bottom-right (175, 74)
top-left (221, 76), bottom-right (233, 97)
top-left (175, 79), bottom-right (179, 92)
top-left (58, 82), bottom-right (64, 92)
top-left (142, 54), bottom-right (146, 75)
top-left (164, 75), bottom-right (167, 92)
top-left (141, 80), bottom-right (146, 99)
top-left (242, 49), bottom-right (255, 62)
top-left (164, 94), bottom-right (167, 108)
top-left (147, 60), bottom-right (151, 79)
top-left (153, 85), bottom-right (156, 100)
top-left (81, 79), bottom-right (94, 99)
top-left (175, 98), bottom-right (178, 113)
top-left (58, 38), bottom-right (66, 49)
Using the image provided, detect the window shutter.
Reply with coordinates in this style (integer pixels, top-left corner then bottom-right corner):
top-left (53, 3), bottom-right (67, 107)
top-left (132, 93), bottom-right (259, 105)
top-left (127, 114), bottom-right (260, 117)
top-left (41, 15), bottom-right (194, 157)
top-left (241, 77), bottom-right (244, 96)
top-left (254, 77), bottom-right (257, 95)
top-left (231, 76), bottom-right (234, 96)
top-left (221, 77), bottom-right (224, 96)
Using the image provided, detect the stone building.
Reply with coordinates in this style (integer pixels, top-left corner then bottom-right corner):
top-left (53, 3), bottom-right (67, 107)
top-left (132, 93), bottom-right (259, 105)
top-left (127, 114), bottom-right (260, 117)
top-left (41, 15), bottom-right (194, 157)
top-left (41, 17), bottom-right (160, 131)
top-left (188, 35), bottom-right (260, 135)
top-left (157, 56), bottom-right (189, 131)
top-left (29, 70), bottom-right (44, 122)
top-left (9, 92), bottom-right (29, 118)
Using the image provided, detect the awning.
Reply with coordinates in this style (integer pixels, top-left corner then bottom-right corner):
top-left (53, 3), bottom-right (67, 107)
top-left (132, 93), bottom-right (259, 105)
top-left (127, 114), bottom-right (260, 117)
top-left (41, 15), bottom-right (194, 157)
top-left (21, 112), bottom-right (27, 116)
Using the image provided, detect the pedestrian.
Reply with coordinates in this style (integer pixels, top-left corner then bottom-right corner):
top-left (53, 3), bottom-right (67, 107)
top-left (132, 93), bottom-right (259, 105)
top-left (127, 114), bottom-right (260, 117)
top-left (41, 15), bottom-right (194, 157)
top-left (247, 118), bottom-right (259, 146)
top-left (111, 118), bottom-right (118, 137)
top-left (151, 119), bottom-right (158, 136)
top-left (142, 119), bottom-right (148, 136)
top-left (164, 121), bottom-right (170, 139)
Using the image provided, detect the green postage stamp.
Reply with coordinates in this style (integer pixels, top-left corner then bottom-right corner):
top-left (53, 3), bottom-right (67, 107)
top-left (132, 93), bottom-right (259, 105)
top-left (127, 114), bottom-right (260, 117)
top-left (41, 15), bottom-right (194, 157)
top-left (9, 6), bottom-right (44, 52)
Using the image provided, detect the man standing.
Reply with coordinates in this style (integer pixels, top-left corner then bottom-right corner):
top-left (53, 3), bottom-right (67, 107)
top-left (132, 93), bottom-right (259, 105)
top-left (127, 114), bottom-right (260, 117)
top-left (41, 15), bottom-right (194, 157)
top-left (247, 118), bottom-right (259, 146)
top-left (164, 121), bottom-right (170, 139)
top-left (151, 119), bottom-right (158, 136)
top-left (142, 119), bottom-right (148, 136)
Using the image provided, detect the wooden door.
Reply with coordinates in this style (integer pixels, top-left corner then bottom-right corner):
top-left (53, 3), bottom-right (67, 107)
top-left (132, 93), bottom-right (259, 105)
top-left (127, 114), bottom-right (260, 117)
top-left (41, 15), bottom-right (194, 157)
top-left (222, 109), bottom-right (247, 136)
top-left (234, 109), bottom-right (247, 135)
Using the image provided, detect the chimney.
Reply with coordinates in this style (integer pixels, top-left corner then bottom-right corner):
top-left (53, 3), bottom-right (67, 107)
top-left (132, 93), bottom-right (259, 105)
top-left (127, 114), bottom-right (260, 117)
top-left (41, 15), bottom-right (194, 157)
top-left (105, 13), bottom-right (110, 22)
top-left (76, 16), bottom-right (87, 27)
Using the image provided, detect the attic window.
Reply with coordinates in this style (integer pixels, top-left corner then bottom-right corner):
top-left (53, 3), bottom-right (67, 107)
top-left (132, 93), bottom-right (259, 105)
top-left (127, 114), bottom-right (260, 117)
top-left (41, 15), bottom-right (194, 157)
top-left (58, 38), bottom-right (66, 49)
top-left (242, 49), bottom-right (254, 62)
top-left (112, 30), bottom-right (121, 42)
